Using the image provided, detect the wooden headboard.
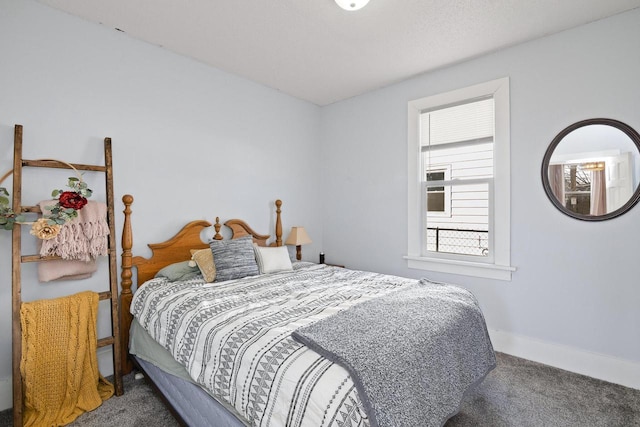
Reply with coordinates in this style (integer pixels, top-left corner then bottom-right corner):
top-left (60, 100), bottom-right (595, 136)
top-left (119, 194), bottom-right (283, 373)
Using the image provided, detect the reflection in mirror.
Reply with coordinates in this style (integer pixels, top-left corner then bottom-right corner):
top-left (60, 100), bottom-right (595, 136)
top-left (542, 119), bottom-right (640, 221)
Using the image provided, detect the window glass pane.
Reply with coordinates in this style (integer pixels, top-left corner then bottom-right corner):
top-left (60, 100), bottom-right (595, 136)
top-left (427, 192), bottom-right (445, 212)
top-left (563, 164), bottom-right (593, 215)
top-left (421, 98), bottom-right (494, 257)
top-left (422, 141), bottom-right (494, 181)
top-left (425, 178), bottom-right (490, 256)
top-left (426, 171), bottom-right (445, 181)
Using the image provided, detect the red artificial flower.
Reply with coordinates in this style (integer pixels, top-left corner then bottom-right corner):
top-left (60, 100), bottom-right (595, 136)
top-left (58, 191), bottom-right (88, 210)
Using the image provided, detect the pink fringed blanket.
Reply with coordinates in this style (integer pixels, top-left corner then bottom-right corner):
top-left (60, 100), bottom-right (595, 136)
top-left (38, 200), bottom-right (109, 282)
top-left (38, 259), bottom-right (98, 283)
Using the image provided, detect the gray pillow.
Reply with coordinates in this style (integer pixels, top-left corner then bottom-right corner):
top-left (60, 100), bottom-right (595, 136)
top-left (286, 245), bottom-right (297, 263)
top-left (210, 236), bottom-right (259, 282)
top-left (154, 261), bottom-right (201, 282)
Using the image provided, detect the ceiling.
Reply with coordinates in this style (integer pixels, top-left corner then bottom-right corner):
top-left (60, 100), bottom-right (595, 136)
top-left (37, 0), bottom-right (640, 106)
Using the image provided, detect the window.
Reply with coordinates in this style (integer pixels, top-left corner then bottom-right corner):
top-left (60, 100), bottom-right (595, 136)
top-left (425, 167), bottom-right (451, 216)
top-left (423, 99), bottom-right (492, 257)
top-left (406, 78), bottom-right (515, 280)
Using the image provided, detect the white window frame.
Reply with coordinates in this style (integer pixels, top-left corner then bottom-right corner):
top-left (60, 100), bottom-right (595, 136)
top-left (405, 77), bottom-right (515, 281)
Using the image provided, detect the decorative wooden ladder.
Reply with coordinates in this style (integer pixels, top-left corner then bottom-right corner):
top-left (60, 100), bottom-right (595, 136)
top-left (10, 124), bottom-right (123, 427)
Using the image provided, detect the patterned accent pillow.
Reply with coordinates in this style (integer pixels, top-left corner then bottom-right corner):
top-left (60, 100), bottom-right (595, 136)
top-left (254, 244), bottom-right (293, 274)
top-left (154, 260), bottom-right (201, 282)
top-left (189, 248), bottom-right (216, 282)
top-left (210, 236), bottom-right (259, 282)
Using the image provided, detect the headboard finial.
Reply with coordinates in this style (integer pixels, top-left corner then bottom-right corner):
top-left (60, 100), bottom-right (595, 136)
top-left (213, 217), bottom-right (223, 240)
top-left (275, 199), bottom-right (282, 247)
top-left (121, 194), bottom-right (134, 296)
top-left (120, 194), bottom-right (134, 374)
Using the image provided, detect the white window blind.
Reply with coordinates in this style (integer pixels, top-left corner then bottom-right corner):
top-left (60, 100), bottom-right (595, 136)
top-left (421, 98), bottom-right (494, 147)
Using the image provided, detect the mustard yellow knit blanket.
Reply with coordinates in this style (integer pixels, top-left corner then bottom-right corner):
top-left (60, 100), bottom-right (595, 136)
top-left (20, 291), bottom-right (114, 427)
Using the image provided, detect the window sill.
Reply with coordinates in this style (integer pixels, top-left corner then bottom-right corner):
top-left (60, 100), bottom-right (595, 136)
top-left (403, 255), bottom-right (515, 281)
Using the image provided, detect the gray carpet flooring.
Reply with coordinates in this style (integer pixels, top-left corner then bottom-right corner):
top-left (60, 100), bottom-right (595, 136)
top-left (1, 352), bottom-right (638, 426)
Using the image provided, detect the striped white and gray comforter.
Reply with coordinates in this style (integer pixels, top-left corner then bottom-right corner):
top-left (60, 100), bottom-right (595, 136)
top-left (131, 262), bottom-right (493, 427)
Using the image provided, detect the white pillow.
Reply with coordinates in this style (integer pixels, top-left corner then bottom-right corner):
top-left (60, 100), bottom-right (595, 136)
top-left (253, 245), bottom-right (293, 274)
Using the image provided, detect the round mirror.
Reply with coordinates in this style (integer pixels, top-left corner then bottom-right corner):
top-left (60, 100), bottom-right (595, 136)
top-left (542, 118), bottom-right (640, 221)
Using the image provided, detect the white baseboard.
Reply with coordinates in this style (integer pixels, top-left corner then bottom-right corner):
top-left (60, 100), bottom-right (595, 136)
top-left (489, 329), bottom-right (640, 390)
top-left (0, 378), bottom-right (11, 412)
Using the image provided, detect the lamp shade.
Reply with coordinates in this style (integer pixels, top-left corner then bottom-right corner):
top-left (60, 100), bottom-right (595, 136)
top-left (335, 0), bottom-right (370, 11)
top-left (285, 227), bottom-right (312, 246)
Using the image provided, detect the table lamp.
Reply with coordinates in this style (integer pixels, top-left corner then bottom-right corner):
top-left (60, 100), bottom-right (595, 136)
top-left (285, 226), bottom-right (312, 261)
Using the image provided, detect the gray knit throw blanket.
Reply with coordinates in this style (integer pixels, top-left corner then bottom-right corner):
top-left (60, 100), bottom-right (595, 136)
top-left (292, 278), bottom-right (496, 427)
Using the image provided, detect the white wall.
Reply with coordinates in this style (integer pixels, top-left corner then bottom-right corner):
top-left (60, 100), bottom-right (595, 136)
top-left (0, 0), bottom-right (322, 410)
top-left (2, 0), bottom-right (639, 413)
top-left (320, 9), bottom-right (640, 387)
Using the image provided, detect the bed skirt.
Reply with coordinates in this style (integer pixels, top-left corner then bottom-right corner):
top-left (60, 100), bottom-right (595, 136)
top-left (129, 320), bottom-right (248, 427)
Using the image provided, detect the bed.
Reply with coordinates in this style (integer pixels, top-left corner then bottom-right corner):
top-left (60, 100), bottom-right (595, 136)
top-left (118, 195), bottom-right (496, 427)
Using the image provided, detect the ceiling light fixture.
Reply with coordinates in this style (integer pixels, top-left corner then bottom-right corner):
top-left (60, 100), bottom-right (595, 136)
top-left (335, 0), bottom-right (370, 11)
top-left (581, 161), bottom-right (606, 171)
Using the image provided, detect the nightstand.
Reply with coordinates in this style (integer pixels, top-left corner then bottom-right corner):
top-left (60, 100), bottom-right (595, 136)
top-left (319, 253), bottom-right (344, 268)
